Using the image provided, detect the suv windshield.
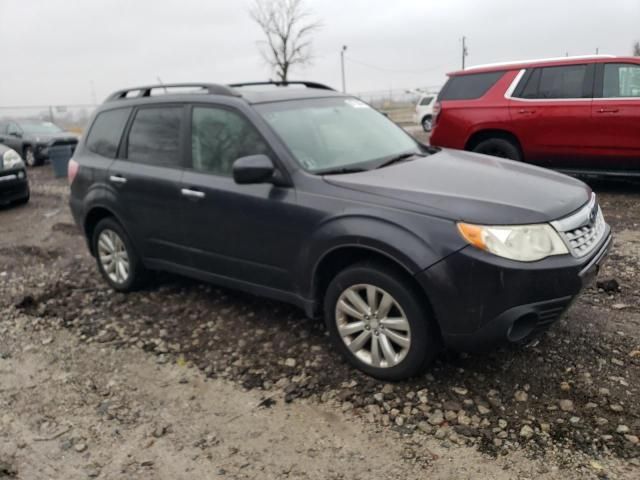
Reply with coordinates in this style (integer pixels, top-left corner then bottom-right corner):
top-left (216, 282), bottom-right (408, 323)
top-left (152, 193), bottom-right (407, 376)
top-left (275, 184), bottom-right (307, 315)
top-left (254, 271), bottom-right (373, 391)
top-left (20, 121), bottom-right (64, 134)
top-left (256, 97), bottom-right (422, 173)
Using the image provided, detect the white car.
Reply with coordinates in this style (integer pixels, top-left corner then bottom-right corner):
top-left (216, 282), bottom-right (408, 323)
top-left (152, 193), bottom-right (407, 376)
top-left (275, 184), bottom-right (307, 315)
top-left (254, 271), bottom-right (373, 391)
top-left (413, 94), bottom-right (436, 132)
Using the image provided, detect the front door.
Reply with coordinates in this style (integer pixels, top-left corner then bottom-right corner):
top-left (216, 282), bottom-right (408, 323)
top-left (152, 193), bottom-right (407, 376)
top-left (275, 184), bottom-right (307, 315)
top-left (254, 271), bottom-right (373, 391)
top-left (588, 62), bottom-right (640, 169)
top-left (180, 105), bottom-right (301, 292)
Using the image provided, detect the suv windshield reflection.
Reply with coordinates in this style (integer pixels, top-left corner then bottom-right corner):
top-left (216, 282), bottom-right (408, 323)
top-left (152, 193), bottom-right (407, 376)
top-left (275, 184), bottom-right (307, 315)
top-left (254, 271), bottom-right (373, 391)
top-left (21, 122), bottom-right (64, 134)
top-left (256, 97), bottom-right (421, 173)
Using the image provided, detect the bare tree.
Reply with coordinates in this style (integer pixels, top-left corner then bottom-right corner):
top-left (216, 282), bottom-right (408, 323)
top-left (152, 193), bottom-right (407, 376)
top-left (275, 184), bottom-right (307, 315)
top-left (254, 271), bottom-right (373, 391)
top-left (250, 0), bottom-right (322, 82)
top-left (634, 41), bottom-right (640, 56)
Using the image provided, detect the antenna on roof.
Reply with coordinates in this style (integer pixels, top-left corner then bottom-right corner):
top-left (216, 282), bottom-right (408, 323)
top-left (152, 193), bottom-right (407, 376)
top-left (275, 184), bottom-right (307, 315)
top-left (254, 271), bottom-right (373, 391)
top-left (157, 76), bottom-right (168, 94)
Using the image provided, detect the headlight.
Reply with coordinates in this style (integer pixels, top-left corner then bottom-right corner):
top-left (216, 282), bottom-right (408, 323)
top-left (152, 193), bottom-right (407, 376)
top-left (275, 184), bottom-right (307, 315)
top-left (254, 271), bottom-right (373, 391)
top-left (457, 222), bottom-right (568, 262)
top-left (2, 149), bottom-right (25, 170)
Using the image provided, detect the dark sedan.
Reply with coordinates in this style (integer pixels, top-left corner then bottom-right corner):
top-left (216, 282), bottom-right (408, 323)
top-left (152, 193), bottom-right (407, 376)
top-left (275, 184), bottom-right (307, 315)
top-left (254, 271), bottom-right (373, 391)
top-left (0, 144), bottom-right (29, 206)
top-left (0, 119), bottom-right (78, 167)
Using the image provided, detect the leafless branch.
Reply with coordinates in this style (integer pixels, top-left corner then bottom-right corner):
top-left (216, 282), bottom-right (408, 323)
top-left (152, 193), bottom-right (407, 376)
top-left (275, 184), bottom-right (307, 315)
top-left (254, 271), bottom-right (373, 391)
top-left (250, 0), bottom-right (322, 82)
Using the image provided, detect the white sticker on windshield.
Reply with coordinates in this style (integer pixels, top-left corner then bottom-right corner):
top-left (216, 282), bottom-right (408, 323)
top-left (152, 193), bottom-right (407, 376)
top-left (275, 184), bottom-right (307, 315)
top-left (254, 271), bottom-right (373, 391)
top-left (344, 99), bottom-right (370, 109)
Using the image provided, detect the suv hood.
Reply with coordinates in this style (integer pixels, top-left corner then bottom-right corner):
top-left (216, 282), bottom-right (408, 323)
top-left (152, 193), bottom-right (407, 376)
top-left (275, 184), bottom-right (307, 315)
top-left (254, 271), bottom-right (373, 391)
top-left (323, 149), bottom-right (591, 225)
top-left (27, 132), bottom-right (78, 143)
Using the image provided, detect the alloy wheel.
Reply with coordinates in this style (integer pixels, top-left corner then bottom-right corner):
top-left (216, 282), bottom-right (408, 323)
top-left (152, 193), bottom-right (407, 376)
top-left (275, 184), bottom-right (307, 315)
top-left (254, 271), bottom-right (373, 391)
top-left (97, 229), bottom-right (130, 284)
top-left (335, 284), bottom-right (411, 368)
top-left (25, 148), bottom-right (36, 167)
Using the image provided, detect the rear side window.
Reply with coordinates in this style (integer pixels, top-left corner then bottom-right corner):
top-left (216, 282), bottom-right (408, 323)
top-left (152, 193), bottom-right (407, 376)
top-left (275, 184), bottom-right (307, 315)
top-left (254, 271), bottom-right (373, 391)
top-left (439, 71), bottom-right (504, 100)
top-left (538, 65), bottom-right (588, 99)
top-left (419, 96), bottom-right (434, 106)
top-left (603, 63), bottom-right (640, 97)
top-left (127, 107), bottom-right (183, 167)
top-left (86, 108), bottom-right (131, 158)
top-left (516, 65), bottom-right (589, 99)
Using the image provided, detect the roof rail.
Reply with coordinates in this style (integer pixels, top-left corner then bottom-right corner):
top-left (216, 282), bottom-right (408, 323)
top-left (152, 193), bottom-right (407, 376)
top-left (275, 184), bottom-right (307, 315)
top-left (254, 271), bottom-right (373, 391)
top-left (106, 83), bottom-right (240, 102)
top-left (228, 81), bottom-right (335, 91)
top-left (464, 55), bottom-right (616, 71)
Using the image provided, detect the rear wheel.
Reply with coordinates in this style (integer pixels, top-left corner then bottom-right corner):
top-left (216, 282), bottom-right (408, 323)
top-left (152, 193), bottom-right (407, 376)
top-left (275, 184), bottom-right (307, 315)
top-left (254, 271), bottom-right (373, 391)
top-left (92, 217), bottom-right (148, 292)
top-left (324, 262), bottom-right (439, 380)
top-left (23, 146), bottom-right (40, 167)
top-left (472, 138), bottom-right (521, 161)
top-left (421, 116), bottom-right (433, 132)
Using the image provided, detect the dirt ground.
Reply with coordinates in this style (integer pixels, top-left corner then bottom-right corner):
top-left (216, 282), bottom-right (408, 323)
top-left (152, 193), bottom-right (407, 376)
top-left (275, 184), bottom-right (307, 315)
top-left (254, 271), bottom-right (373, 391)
top-left (1, 149), bottom-right (639, 479)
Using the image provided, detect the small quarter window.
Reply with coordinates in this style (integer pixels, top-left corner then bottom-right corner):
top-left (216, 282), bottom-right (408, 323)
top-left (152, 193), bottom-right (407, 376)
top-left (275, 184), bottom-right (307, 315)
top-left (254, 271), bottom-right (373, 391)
top-left (86, 108), bottom-right (131, 158)
top-left (439, 72), bottom-right (505, 101)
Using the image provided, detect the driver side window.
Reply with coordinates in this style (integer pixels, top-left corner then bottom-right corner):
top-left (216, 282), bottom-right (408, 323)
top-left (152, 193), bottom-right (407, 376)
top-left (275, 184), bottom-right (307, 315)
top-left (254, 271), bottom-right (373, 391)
top-left (191, 107), bottom-right (270, 176)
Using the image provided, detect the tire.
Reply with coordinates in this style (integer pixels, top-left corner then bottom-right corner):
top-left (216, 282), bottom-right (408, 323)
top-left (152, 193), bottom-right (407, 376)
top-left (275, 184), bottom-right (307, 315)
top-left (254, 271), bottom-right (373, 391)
top-left (23, 146), bottom-right (41, 167)
top-left (324, 261), bottom-right (440, 380)
top-left (471, 138), bottom-right (521, 161)
top-left (15, 193), bottom-right (30, 205)
top-left (421, 116), bottom-right (433, 132)
top-left (92, 217), bottom-right (148, 292)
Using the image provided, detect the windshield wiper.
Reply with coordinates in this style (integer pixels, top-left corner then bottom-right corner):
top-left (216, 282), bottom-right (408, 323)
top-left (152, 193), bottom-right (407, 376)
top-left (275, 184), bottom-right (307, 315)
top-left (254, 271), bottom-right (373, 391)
top-left (319, 167), bottom-right (368, 175)
top-left (375, 152), bottom-right (425, 170)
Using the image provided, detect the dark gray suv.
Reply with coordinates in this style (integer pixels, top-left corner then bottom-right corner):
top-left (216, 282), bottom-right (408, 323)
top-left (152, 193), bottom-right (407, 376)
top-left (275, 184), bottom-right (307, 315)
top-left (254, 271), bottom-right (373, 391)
top-left (69, 82), bottom-right (611, 380)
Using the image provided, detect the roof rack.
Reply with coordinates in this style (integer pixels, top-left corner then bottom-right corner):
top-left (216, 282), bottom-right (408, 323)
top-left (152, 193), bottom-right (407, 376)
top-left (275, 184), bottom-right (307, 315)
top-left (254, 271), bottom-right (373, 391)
top-left (464, 55), bottom-right (616, 71)
top-left (228, 81), bottom-right (335, 91)
top-left (106, 83), bottom-right (240, 102)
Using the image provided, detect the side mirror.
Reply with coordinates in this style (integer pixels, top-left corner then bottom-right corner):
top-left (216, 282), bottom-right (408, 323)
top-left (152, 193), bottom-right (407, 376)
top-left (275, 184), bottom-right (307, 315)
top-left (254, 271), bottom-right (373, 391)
top-left (232, 154), bottom-right (275, 184)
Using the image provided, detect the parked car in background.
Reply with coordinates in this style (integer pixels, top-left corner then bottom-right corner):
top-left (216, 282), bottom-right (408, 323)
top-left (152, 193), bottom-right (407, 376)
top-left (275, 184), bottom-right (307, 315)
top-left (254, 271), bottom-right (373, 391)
top-left (430, 55), bottom-right (640, 175)
top-left (413, 94), bottom-right (437, 132)
top-left (0, 143), bottom-right (29, 206)
top-left (70, 81), bottom-right (610, 380)
top-left (0, 119), bottom-right (78, 167)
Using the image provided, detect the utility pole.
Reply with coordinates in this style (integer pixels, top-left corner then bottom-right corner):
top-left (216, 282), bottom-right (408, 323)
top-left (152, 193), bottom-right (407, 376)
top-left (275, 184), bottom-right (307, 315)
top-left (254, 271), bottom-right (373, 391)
top-left (341, 45), bottom-right (348, 93)
top-left (596, 47), bottom-right (599, 55)
top-left (461, 36), bottom-right (468, 70)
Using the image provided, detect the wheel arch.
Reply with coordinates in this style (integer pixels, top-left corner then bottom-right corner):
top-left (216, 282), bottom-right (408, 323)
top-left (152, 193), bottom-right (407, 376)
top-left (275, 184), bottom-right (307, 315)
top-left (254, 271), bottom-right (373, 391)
top-left (312, 245), bottom-right (443, 340)
top-left (464, 129), bottom-right (523, 157)
top-left (83, 205), bottom-right (126, 256)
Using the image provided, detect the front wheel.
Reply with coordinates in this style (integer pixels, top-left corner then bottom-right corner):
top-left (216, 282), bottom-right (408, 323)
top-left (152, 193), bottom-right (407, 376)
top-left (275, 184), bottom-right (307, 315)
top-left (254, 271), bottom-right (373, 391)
top-left (23, 146), bottom-right (40, 167)
top-left (324, 262), bottom-right (440, 380)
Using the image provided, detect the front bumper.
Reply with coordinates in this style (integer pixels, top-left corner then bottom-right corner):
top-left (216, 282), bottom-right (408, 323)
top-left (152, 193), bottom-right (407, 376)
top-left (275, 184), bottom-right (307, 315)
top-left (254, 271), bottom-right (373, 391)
top-left (417, 229), bottom-right (612, 351)
top-left (0, 168), bottom-right (29, 205)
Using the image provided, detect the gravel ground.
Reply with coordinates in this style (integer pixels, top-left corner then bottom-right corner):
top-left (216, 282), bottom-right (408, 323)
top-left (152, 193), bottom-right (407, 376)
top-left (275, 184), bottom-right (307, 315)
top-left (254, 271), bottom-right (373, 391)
top-left (1, 151), bottom-right (639, 479)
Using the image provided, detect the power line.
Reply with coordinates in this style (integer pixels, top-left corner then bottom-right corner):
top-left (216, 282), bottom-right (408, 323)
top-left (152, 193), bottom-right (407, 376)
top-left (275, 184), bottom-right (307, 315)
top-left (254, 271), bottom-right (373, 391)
top-left (344, 56), bottom-right (450, 75)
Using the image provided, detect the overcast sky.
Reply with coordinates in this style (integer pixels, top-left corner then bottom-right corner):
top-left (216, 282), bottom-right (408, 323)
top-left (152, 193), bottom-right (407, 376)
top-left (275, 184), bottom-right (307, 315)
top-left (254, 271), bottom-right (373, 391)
top-left (0, 0), bottom-right (638, 106)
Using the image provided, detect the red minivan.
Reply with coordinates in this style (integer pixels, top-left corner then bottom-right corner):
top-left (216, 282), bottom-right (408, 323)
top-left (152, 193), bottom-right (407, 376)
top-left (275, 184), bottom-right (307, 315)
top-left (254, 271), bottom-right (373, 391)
top-left (430, 55), bottom-right (640, 173)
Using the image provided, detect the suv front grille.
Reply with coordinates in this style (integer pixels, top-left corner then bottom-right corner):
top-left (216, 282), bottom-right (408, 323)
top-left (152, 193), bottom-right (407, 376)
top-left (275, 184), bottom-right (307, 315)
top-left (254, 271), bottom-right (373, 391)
top-left (551, 195), bottom-right (607, 258)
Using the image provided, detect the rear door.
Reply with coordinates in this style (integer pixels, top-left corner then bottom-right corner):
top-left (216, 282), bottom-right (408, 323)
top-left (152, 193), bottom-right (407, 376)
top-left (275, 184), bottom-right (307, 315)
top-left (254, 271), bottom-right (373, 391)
top-left (589, 62), bottom-right (640, 169)
top-left (180, 104), bottom-right (299, 292)
top-left (509, 64), bottom-right (594, 167)
top-left (108, 105), bottom-right (190, 265)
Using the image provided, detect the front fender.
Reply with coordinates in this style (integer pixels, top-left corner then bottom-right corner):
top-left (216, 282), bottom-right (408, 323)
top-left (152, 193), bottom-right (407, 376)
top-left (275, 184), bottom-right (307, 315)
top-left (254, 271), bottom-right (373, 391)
top-left (296, 209), bottom-right (464, 299)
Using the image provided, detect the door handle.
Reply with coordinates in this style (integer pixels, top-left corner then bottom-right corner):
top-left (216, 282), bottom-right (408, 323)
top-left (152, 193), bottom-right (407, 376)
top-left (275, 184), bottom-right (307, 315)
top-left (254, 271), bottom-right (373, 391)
top-left (597, 108), bottom-right (619, 113)
top-left (518, 109), bottom-right (536, 114)
top-left (181, 188), bottom-right (205, 199)
top-left (109, 175), bottom-right (127, 184)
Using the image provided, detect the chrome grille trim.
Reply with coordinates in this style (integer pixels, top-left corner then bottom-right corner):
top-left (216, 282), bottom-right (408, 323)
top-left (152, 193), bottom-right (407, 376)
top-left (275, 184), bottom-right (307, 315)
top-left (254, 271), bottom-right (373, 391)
top-left (551, 194), bottom-right (607, 258)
